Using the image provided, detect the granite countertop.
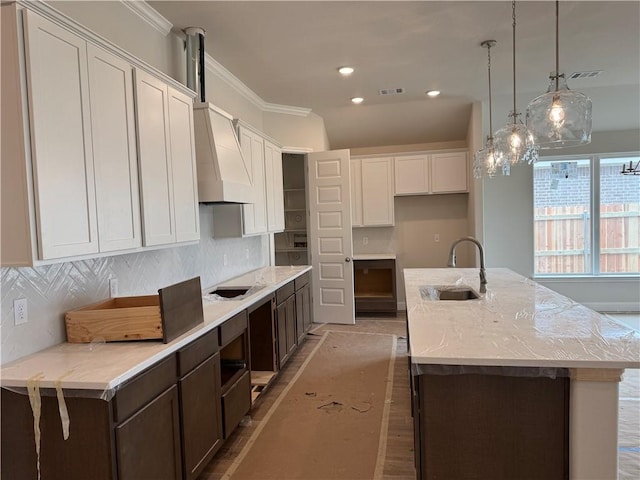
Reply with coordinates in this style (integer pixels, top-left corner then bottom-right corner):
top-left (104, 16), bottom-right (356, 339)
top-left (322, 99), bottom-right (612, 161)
top-left (0, 266), bottom-right (311, 396)
top-left (405, 268), bottom-right (640, 369)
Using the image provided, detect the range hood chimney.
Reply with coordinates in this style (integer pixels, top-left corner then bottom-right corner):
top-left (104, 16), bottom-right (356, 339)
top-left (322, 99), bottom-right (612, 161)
top-left (184, 27), bottom-right (252, 204)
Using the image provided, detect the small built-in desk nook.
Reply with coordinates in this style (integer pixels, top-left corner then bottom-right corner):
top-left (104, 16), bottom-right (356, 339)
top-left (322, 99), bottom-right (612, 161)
top-left (353, 254), bottom-right (397, 314)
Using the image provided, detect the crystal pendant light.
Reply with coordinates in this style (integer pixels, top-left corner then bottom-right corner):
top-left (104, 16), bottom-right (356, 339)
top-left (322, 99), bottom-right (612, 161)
top-left (493, 1), bottom-right (539, 165)
top-left (474, 40), bottom-right (509, 179)
top-left (526, 0), bottom-right (592, 149)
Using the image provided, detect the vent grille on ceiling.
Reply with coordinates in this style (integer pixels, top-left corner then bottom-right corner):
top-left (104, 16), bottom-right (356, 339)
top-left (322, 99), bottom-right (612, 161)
top-left (569, 70), bottom-right (603, 80)
top-left (378, 87), bottom-right (405, 95)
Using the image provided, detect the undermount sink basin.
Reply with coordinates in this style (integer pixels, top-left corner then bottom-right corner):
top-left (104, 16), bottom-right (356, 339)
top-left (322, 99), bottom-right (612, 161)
top-left (208, 286), bottom-right (252, 299)
top-left (420, 285), bottom-right (480, 301)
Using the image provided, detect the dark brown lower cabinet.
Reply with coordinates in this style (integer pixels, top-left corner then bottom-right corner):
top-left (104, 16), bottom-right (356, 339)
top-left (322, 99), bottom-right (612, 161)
top-left (412, 371), bottom-right (570, 480)
top-left (179, 353), bottom-right (223, 480)
top-left (295, 282), bottom-right (311, 344)
top-left (116, 385), bottom-right (182, 480)
top-left (276, 289), bottom-right (296, 368)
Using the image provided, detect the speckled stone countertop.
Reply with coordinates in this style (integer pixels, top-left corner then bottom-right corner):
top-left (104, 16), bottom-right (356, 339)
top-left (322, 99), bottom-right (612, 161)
top-left (1, 266), bottom-right (311, 396)
top-left (405, 268), bottom-right (640, 369)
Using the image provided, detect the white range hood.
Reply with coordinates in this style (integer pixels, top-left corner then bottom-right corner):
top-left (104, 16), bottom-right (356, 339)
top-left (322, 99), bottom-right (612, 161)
top-left (193, 102), bottom-right (252, 204)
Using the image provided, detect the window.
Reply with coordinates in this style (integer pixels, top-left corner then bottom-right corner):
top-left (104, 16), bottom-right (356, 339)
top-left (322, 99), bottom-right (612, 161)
top-left (533, 154), bottom-right (640, 276)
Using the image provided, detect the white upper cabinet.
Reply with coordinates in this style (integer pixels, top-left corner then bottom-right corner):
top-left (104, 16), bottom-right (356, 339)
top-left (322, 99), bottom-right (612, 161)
top-left (23, 10), bottom-right (99, 259)
top-left (134, 70), bottom-right (176, 247)
top-left (135, 70), bottom-right (200, 246)
top-left (1, 4), bottom-right (198, 266)
top-left (351, 157), bottom-right (394, 227)
top-left (168, 87), bottom-right (200, 242)
top-left (394, 151), bottom-right (468, 195)
top-left (394, 155), bottom-right (430, 195)
top-left (87, 44), bottom-right (141, 252)
top-left (265, 140), bottom-right (285, 233)
top-left (431, 152), bottom-right (468, 193)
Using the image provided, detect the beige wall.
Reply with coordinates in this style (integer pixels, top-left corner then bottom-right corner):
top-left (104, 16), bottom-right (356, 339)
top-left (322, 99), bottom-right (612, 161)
top-left (263, 111), bottom-right (330, 152)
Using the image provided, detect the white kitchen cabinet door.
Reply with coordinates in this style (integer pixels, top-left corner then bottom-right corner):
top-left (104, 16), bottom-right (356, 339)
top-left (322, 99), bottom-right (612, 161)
top-left (361, 157), bottom-right (394, 226)
top-left (134, 69), bottom-right (176, 246)
top-left (394, 154), bottom-right (430, 195)
top-left (350, 159), bottom-right (363, 227)
top-left (238, 126), bottom-right (268, 235)
top-left (168, 86), bottom-right (199, 243)
top-left (431, 152), bottom-right (468, 193)
top-left (265, 140), bottom-right (285, 233)
top-left (87, 44), bottom-right (141, 252)
top-left (23, 10), bottom-right (99, 259)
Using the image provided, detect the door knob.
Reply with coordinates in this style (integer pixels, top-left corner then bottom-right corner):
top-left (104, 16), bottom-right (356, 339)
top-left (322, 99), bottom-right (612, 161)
top-left (345, 257), bottom-right (351, 262)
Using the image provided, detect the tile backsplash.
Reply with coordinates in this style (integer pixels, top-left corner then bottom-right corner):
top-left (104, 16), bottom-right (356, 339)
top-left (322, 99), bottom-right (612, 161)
top-left (0, 205), bottom-right (268, 364)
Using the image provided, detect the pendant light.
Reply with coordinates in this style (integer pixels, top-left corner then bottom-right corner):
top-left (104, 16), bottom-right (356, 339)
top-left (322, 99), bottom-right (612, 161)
top-left (493, 1), bottom-right (539, 165)
top-left (526, 0), bottom-right (592, 149)
top-left (473, 40), bottom-right (509, 179)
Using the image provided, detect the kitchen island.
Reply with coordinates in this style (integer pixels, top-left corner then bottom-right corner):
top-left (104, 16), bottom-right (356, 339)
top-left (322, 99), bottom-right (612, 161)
top-left (405, 268), bottom-right (640, 480)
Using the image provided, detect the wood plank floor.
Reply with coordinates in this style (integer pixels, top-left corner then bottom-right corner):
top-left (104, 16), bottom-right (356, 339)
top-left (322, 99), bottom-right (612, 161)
top-left (199, 312), bottom-right (640, 480)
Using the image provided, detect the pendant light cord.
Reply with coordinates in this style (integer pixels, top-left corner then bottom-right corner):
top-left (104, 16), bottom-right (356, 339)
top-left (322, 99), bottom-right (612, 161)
top-left (512, 0), bottom-right (517, 119)
top-left (487, 43), bottom-right (494, 135)
top-left (555, 0), bottom-right (560, 91)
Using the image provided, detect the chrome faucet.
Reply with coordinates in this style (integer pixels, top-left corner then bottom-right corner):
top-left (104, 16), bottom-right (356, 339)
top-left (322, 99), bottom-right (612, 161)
top-left (447, 236), bottom-right (487, 293)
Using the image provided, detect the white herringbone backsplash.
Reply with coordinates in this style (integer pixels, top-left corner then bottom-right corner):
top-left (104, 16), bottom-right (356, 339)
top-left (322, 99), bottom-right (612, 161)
top-left (0, 205), bottom-right (268, 364)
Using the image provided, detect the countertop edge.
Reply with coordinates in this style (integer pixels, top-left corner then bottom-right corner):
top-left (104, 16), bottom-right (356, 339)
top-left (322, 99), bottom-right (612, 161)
top-left (1, 266), bottom-right (312, 393)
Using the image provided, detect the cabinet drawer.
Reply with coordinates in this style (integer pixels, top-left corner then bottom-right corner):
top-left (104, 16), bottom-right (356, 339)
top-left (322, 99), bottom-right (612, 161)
top-left (178, 327), bottom-right (219, 377)
top-left (114, 354), bottom-right (177, 423)
top-left (221, 370), bottom-right (251, 438)
top-left (276, 281), bottom-right (295, 305)
top-left (219, 310), bottom-right (248, 347)
top-left (294, 272), bottom-right (310, 290)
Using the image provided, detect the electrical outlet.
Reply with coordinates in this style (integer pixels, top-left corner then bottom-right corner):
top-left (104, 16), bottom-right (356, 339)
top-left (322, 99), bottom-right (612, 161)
top-left (223, 254), bottom-right (228, 266)
top-left (363, 236), bottom-right (369, 245)
top-left (14, 298), bottom-right (28, 326)
top-left (245, 248), bottom-right (250, 260)
top-left (109, 278), bottom-right (119, 298)
top-left (434, 234), bottom-right (440, 243)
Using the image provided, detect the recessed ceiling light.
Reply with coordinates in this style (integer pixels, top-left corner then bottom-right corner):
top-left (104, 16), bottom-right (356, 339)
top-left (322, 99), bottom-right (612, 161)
top-left (351, 97), bottom-right (364, 104)
top-left (338, 66), bottom-right (354, 76)
top-left (426, 90), bottom-right (441, 98)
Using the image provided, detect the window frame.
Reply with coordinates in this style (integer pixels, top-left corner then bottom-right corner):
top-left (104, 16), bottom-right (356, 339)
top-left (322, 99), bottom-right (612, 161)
top-left (533, 151), bottom-right (640, 279)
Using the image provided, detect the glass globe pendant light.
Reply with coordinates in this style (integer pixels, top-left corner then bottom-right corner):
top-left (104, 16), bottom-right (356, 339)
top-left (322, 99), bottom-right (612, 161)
top-left (493, 1), bottom-right (539, 165)
top-left (474, 40), bottom-right (509, 179)
top-left (526, 0), bottom-right (592, 149)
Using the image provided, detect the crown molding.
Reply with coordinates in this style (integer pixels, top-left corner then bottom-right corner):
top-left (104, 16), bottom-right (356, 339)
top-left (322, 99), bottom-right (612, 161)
top-left (204, 53), bottom-right (311, 118)
top-left (120, 1), bottom-right (173, 36)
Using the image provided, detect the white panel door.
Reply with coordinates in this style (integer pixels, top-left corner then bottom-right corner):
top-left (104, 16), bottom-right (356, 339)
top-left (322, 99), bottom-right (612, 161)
top-left (431, 152), bottom-right (468, 193)
top-left (23, 11), bottom-right (98, 259)
top-left (168, 86), bottom-right (199, 242)
top-left (134, 69), bottom-right (176, 246)
top-left (361, 157), bottom-right (394, 226)
top-left (87, 44), bottom-right (141, 252)
top-left (308, 150), bottom-right (355, 325)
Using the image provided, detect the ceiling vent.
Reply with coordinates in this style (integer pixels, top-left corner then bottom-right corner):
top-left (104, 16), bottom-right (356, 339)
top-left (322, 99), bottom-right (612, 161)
top-left (378, 87), bottom-right (405, 95)
top-left (569, 70), bottom-right (603, 80)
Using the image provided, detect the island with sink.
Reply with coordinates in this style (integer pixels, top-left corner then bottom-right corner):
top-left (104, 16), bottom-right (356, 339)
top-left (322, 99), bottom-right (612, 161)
top-left (405, 267), bottom-right (640, 480)
top-left (1, 266), bottom-right (311, 480)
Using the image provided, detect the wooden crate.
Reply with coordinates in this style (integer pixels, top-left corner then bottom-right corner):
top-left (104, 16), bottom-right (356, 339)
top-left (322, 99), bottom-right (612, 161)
top-left (65, 295), bottom-right (163, 343)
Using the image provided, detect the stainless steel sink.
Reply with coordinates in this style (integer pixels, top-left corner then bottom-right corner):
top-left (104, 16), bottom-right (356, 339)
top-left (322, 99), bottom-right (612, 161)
top-left (420, 285), bottom-right (480, 301)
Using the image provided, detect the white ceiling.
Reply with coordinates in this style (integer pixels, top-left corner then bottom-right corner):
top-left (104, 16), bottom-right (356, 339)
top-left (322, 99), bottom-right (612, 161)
top-left (148, 1), bottom-right (640, 149)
